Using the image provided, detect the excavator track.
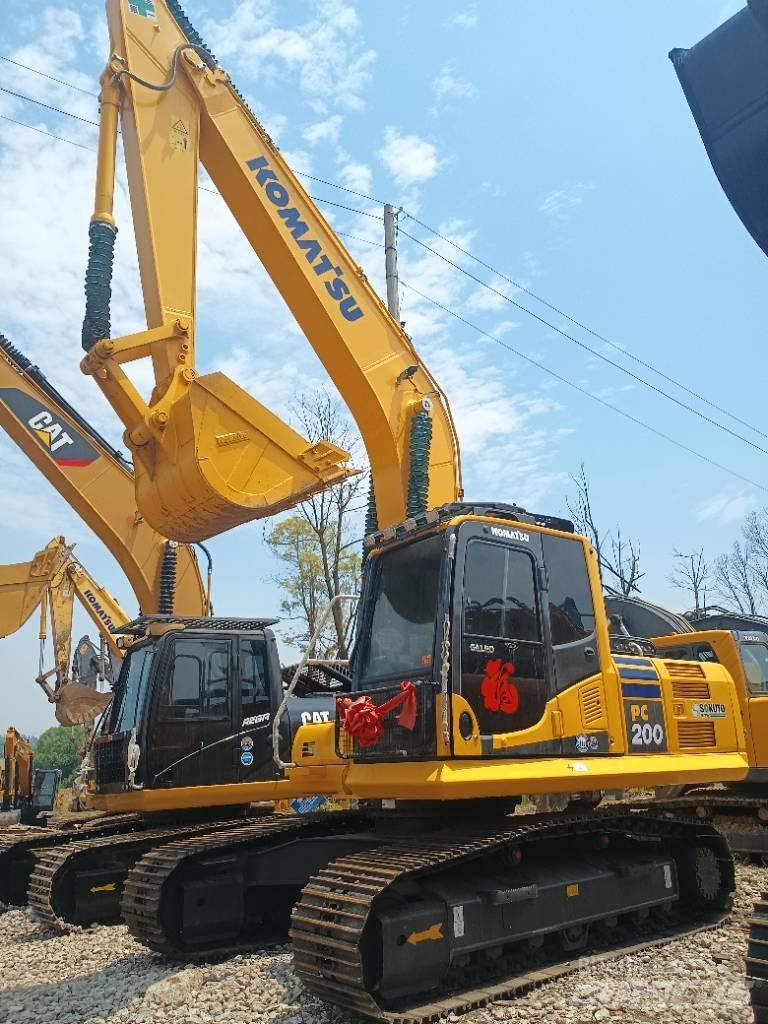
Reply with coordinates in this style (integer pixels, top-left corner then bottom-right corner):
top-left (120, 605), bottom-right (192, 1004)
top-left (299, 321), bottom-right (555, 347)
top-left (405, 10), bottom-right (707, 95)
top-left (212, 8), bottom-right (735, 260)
top-left (122, 811), bottom-right (367, 958)
top-left (26, 817), bottom-right (254, 929)
top-left (0, 813), bottom-right (141, 906)
top-left (626, 792), bottom-right (768, 856)
top-left (746, 893), bottom-right (768, 1023)
top-left (292, 811), bottom-right (734, 1024)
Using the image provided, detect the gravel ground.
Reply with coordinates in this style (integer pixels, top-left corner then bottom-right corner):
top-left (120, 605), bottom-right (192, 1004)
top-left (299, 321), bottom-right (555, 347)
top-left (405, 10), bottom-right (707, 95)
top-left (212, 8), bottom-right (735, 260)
top-left (0, 864), bottom-right (762, 1024)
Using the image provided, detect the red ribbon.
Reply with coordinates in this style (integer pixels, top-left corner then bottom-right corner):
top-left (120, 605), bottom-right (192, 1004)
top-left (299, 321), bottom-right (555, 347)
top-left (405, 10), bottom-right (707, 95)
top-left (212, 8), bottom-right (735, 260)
top-left (337, 681), bottom-right (417, 748)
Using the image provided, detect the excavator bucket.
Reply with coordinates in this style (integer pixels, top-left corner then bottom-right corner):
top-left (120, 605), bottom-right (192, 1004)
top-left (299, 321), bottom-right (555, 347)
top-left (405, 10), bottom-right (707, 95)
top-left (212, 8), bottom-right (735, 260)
top-left (133, 372), bottom-right (357, 542)
top-left (55, 682), bottom-right (111, 728)
top-left (0, 543), bottom-right (67, 637)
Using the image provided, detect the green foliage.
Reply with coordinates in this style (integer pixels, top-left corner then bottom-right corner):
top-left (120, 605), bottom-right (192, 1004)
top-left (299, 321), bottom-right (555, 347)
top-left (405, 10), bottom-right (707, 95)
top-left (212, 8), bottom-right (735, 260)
top-left (266, 514), bottom-right (361, 657)
top-left (34, 725), bottom-right (85, 784)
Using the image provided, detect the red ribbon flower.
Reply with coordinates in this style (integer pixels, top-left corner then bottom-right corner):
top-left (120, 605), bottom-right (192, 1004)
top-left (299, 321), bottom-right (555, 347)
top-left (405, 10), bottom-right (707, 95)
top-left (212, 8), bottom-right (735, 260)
top-left (480, 658), bottom-right (519, 714)
top-left (338, 680), bottom-right (417, 748)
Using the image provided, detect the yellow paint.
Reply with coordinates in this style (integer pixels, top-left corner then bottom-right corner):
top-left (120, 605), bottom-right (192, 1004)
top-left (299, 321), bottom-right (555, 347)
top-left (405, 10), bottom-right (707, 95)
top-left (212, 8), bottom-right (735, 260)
top-left (566, 883), bottom-right (580, 898)
top-left (89, 882), bottom-right (117, 893)
top-left (407, 923), bottom-right (444, 945)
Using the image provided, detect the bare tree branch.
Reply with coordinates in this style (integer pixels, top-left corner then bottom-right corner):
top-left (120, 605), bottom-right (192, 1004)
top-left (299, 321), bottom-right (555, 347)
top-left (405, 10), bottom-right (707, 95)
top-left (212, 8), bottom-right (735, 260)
top-left (669, 548), bottom-right (709, 615)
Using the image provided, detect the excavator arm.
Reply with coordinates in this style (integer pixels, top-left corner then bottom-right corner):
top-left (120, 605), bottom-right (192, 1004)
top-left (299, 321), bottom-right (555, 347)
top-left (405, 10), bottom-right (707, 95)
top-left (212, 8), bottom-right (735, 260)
top-left (0, 537), bottom-right (127, 725)
top-left (0, 334), bottom-right (207, 613)
top-left (80, 0), bottom-right (461, 542)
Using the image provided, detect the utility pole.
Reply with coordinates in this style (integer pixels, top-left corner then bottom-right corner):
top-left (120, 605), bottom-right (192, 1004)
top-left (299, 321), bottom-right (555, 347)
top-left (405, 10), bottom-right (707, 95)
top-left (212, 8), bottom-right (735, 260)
top-left (383, 203), bottom-right (401, 322)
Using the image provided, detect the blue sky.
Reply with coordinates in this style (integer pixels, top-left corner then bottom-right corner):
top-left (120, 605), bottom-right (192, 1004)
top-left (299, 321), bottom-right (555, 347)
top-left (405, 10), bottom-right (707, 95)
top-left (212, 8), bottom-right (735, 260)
top-left (0, 0), bottom-right (763, 734)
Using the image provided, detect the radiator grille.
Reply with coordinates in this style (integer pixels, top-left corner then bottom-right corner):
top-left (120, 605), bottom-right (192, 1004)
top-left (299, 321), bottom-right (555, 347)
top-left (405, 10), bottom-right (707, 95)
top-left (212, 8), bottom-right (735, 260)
top-left (579, 683), bottom-right (606, 727)
top-left (677, 720), bottom-right (716, 749)
top-left (664, 660), bottom-right (706, 678)
top-left (92, 732), bottom-right (131, 788)
top-left (336, 681), bottom-right (436, 760)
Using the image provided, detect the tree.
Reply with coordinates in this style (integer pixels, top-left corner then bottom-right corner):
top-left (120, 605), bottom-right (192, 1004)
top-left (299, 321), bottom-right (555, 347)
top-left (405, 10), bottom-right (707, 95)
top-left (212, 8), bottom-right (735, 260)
top-left (266, 392), bottom-right (365, 659)
top-left (566, 464), bottom-right (644, 596)
top-left (713, 541), bottom-right (760, 615)
top-left (669, 548), bottom-right (709, 615)
top-left (34, 725), bottom-right (85, 784)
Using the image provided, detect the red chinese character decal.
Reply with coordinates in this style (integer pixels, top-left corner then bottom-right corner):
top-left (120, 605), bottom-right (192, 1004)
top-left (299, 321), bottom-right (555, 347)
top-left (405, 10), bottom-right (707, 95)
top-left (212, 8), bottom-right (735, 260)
top-left (480, 658), bottom-right (519, 714)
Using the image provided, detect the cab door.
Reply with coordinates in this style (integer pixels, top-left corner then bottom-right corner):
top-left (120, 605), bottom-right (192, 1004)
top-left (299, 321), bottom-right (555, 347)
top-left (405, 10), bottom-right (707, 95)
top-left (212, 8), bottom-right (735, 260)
top-left (454, 531), bottom-right (551, 755)
top-left (147, 634), bottom-right (239, 788)
top-left (237, 635), bottom-right (278, 782)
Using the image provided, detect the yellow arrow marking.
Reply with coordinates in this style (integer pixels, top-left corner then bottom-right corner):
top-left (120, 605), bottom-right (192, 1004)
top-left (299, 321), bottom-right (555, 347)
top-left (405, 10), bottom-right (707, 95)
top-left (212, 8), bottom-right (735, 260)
top-left (89, 882), bottom-right (117, 894)
top-left (406, 922), bottom-right (444, 945)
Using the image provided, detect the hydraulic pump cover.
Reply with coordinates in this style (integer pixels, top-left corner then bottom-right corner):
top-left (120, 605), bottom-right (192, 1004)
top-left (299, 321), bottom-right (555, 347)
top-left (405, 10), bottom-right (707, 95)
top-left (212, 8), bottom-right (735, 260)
top-left (670, 1), bottom-right (768, 257)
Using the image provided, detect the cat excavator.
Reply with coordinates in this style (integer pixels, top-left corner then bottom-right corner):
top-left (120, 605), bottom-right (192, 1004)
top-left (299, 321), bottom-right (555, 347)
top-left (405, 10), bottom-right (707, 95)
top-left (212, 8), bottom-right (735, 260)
top-left (0, 333), bottom-right (209, 617)
top-left (2, 1), bottom-right (752, 1016)
top-left (0, 536), bottom-right (128, 726)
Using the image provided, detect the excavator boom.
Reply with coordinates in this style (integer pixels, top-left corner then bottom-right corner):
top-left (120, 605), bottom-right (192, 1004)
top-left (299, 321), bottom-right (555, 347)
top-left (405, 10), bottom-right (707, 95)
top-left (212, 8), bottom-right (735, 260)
top-left (0, 335), bottom-right (206, 614)
top-left (80, 0), bottom-right (461, 541)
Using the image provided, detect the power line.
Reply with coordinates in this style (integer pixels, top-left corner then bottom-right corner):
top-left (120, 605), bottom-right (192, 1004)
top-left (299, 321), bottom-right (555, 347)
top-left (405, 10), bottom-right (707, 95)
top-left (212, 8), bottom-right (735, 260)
top-left (0, 54), bottom-right (98, 97)
top-left (1, 50), bottom-right (384, 209)
top-left (398, 225), bottom-right (768, 459)
top-left (402, 280), bottom-right (767, 495)
top-left (5, 50), bottom-right (764, 446)
top-left (0, 85), bottom-right (98, 127)
top-left (294, 169), bottom-right (385, 207)
top-left (0, 113), bottom-right (94, 151)
top-left (3, 64), bottom-right (764, 486)
top-left (402, 210), bottom-right (766, 441)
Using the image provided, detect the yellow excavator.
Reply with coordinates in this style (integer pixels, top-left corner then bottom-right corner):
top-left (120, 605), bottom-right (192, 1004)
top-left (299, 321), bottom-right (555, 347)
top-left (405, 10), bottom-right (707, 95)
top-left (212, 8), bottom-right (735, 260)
top-left (0, 536), bottom-right (129, 726)
top-left (1, 2), bottom-right (752, 1016)
top-left (0, 726), bottom-right (60, 825)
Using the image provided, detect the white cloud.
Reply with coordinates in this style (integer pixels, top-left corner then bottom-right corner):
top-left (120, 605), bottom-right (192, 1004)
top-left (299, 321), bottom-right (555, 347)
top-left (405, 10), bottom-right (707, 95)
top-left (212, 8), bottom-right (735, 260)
top-left (378, 127), bottom-right (442, 188)
top-left (205, 0), bottom-right (376, 113)
top-left (538, 185), bottom-right (590, 220)
top-left (432, 64), bottom-right (476, 103)
top-left (450, 10), bottom-right (477, 29)
top-left (338, 161), bottom-right (374, 195)
top-left (465, 274), bottom-right (519, 313)
top-left (696, 492), bottom-right (758, 525)
top-left (303, 114), bottom-right (343, 146)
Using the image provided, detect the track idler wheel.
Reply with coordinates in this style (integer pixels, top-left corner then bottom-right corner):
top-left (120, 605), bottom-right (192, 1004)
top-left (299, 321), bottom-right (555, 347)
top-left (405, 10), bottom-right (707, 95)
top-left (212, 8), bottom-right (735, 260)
top-left (676, 842), bottom-right (730, 911)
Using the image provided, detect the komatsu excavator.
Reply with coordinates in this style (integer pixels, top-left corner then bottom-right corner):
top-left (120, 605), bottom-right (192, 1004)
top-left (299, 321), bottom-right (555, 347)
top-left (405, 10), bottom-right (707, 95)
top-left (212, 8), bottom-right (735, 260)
top-left (1, 1), bottom-right (752, 1016)
top-left (0, 536), bottom-right (128, 726)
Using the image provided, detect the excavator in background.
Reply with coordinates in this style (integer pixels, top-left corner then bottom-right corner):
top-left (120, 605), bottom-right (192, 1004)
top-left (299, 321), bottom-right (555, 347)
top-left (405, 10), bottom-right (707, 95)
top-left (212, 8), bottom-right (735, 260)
top-left (0, 333), bottom-right (209, 617)
top-left (608, 594), bottom-right (768, 854)
top-left (0, 726), bottom-right (60, 825)
top-left (0, 536), bottom-right (129, 726)
top-left (1, 2), bottom-right (739, 1017)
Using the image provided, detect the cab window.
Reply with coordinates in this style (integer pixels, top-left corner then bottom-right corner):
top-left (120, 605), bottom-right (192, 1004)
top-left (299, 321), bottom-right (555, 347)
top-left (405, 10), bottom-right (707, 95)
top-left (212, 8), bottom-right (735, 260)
top-left (741, 643), bottom-right (768, 695)
top-left (162, 638), bottom-right (230, 720)
top-left (361, 534), bottom-right (442, 685)
top-left (240, 638), bottom-right (268, 718)
top-left (540, 534), bottom-right (596, 645)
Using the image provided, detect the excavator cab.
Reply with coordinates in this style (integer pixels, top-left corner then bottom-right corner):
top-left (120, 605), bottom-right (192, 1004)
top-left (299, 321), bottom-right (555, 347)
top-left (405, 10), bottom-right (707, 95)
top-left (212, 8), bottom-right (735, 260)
top-left (91, 616), bottom-right (337, 795)
top-left (344, 503), bottom-right (602, 763)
